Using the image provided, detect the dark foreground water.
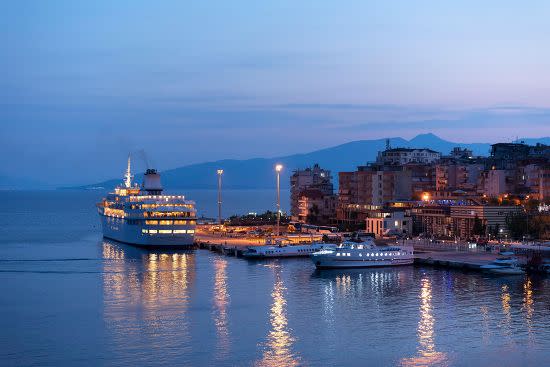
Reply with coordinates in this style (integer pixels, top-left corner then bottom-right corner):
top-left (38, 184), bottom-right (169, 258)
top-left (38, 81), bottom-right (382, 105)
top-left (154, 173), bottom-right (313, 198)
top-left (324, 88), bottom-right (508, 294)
top-left (1, 191), bottom-right (550, 366)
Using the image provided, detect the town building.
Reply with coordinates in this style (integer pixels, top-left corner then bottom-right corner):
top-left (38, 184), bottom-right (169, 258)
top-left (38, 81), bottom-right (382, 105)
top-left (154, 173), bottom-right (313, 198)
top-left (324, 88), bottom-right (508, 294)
top-left (377, 148), bottom-right (441, 165)
top-left (296, 188), bottom-right (336, 225)
top-left (366, 209), bottom-right (412, 237)
top-left (290, 164), bottom-right (334, 222)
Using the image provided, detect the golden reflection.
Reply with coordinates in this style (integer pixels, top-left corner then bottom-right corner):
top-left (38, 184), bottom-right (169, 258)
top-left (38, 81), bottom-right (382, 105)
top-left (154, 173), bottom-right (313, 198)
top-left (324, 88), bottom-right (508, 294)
top-left (256, 267), bottom-right (300, 367)
top-left (523, 278), bottom-right (534, 343)
top-left (213, 257), bottom-right (231, 359)
top-left (401, 277), bottom-right (447, 367)
top-left (500, 284), bottom-right (513, 341)
top-left (102, 240), bottom-right (195, 343)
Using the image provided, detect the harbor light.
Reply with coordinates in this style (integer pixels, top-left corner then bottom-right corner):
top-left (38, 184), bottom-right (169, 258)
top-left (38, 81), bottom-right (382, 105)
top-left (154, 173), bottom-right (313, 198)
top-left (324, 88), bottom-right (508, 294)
top-left (422, 192), bottom-right (430, 202)
top-left (217, 169), bottom-right (224, 224)
top-left (275, 164), bottom-right (283, 236)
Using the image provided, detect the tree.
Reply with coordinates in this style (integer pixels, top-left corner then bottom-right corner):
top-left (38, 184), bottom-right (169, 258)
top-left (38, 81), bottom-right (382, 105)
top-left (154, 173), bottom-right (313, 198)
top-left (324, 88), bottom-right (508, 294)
top-left (472, 215), bottom-right (485, 236)
top-left (505, 211), bottom-right (528, 240)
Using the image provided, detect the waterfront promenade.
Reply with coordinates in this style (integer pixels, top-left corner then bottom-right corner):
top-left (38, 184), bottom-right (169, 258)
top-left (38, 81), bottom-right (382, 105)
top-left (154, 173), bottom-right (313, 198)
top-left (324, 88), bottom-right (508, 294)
top-left (195, 228), bottom-right (518, 270)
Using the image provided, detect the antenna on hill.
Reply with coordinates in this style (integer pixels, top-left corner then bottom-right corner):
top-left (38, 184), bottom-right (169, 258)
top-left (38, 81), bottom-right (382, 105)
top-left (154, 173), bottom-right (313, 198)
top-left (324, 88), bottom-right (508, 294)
top-left (385, 138), bottom-right (391, 150)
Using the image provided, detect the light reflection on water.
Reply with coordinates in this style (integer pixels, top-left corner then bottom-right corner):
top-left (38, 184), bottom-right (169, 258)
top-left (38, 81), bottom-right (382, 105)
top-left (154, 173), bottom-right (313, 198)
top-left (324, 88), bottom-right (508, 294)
top-left (401, 277), bottom-right (447, 367)
top-left (213, 257), bottom-right (231, 359)
top-left (102, 240), bottom-right (195, 361)
top-left (256, 264), bottom-right (300, 367)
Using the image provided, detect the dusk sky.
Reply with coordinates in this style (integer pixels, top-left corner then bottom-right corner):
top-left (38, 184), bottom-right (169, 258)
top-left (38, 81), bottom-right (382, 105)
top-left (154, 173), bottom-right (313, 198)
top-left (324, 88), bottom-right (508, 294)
top-left (2, 1), bottom-right (550, 185)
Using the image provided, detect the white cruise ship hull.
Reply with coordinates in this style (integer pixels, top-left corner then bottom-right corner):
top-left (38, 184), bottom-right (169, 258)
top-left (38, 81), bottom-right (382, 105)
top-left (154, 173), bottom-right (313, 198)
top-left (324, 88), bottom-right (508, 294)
top-left (100, 215), bottom-right (195, 247)
top-left (312, 257), bottom-right (414, 269)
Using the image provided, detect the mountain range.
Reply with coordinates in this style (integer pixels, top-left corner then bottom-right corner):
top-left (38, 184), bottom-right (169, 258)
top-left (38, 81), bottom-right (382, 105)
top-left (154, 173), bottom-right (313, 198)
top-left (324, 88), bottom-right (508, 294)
top-left (69, 133), bottom-right (550, 191)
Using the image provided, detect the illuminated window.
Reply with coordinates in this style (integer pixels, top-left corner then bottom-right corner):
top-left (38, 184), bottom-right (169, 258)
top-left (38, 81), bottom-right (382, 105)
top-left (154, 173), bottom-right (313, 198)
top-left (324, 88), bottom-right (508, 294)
top-left (173, 220), bottom-right (187, 225)
top-left (173, 230), bottom-right (186, 234)
top-left (141, 229), bottom-right (148, 234)
top-left (159, 230), bottom-right (172, 234)
top-left (187, 229), bottom-right (195, 234)
top-left (148, 229), bottom-right (158, 234)
top-left (336, 253), bottom-right (341, 256)
top-left (159, 220), bottom-right (173, 225)
top-left (145, 220), bottom-right (158, 225)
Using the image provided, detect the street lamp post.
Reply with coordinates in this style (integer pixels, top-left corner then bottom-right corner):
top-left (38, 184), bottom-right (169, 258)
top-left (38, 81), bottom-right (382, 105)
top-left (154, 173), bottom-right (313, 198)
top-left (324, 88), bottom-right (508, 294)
top-left (275, 164), bottom-right (283, 237)
top-left (217, 169), bottom-right (223, 224)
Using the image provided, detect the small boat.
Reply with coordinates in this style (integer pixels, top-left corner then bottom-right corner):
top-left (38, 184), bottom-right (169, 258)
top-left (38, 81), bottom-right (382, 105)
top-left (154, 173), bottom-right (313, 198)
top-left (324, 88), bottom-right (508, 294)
top-left (480, 257), bottom-right (524, 275)
top-left (242, 242), bottom-right (336, 258)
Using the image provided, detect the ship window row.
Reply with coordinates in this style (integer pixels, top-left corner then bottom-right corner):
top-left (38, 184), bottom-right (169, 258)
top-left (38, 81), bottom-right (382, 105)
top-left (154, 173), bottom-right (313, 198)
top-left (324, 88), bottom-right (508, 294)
top-left (144, 211), bottom-right (195, 218)
top-left (145, 220), bottom-right (195, 225)
top-left (336, 252), bottom-right (405, 257)
top-left (298, 248), bottom-right (317, 253)
top-left (139, 204), bottom-right (194, 209)
top-left (142, 229), bottom-right (195, 234)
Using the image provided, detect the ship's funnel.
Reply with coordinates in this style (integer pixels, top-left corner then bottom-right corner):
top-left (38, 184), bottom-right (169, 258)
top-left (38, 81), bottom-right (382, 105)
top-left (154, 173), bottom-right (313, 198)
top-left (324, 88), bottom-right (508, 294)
top-left (143, 169), bottom-right (163, 195)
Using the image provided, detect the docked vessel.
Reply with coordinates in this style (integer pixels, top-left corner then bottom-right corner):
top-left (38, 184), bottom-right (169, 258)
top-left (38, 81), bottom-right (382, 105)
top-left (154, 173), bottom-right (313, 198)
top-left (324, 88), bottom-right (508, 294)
top-left (243, 242), bottom-right (336, 258)
top-left (310, 238), bottom-right (414, 269)
top-left (480, 257), bottom-right (525, 275)
top-left (97, 156), bottom-right (197, 247)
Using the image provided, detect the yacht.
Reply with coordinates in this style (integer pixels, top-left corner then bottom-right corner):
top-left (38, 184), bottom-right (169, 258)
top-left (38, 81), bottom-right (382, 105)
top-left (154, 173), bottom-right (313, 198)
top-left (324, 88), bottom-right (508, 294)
top-left (310, 238), bottom-right (414, 269)
top-left (480, 257), bottom-right (524, 275)
top-left (97, 156), bottom-right (197, 247)
top-left (243, 242), bottom-right (336, 258)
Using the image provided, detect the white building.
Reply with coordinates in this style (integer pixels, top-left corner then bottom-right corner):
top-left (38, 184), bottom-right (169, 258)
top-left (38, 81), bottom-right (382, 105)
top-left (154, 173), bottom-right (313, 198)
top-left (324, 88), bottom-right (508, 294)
top-left (377, 148), bottom-right (441, 165)
top-left (366, 210), bottom-right (412, 237)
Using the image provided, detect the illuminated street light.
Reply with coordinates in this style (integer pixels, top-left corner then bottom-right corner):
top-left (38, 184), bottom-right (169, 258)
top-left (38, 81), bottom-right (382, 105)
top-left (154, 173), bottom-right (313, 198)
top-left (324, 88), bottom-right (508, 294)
top-left (217, 169), bottom-right (223, 224)
top-left (275, 164), bottom-right (283, 236)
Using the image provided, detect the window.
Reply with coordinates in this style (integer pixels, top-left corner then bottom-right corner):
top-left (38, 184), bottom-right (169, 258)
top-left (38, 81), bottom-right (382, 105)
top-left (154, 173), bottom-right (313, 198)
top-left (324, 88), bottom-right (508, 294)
top-left (149, 229), bottom-right (158, 234)
top-left (145, 220), bottom-right (158, 225)
top-left (159, 220), bottom-right (173, 225)
top-left (173, 229), bottom-right (186, 234)
top-left (159, 230), bottom-right (172, 234)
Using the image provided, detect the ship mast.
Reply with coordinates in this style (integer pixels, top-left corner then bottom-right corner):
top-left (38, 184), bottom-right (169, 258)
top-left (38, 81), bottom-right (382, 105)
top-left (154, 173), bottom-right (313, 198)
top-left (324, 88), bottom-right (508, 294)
top-left (124, 154), bottom-right (133, 188)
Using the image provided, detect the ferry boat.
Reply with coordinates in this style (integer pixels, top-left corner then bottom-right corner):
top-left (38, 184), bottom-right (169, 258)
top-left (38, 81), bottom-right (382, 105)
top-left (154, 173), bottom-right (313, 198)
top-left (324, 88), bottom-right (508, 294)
top-left (310, 238), bottom-right (414, 269)
top-left (97, 156), bottom-right (197, 247)
top-left (242, 242), bottom-right (336, 258)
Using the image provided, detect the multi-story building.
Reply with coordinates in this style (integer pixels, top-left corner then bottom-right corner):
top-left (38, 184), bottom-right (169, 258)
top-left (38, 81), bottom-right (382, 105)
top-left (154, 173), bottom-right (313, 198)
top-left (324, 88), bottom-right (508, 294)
top-left (540, 167), bottom-right (550, 202)
top-left (377, 148), bottom-right (441, 165)
top-left (296, 188), bottom-right (336, 225)
top-left (290, 164), bottom-right (333, 221)
top-left (411, 204), bottom-right (522, 239)
top-left (450, 205), bottom-right (522, 238)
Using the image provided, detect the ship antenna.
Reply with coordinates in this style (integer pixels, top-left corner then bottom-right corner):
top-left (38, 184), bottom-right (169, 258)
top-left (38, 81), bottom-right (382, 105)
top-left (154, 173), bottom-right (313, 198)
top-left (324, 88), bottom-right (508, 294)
top-left (124, 154), bottom-right (133, 188)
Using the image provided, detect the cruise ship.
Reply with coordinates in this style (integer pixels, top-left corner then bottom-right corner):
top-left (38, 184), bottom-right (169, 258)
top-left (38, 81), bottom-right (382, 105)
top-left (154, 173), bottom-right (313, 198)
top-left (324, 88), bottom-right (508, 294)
top-left (310, 238), bottom-right (414, 269)
top-left (97, 156), bottom-right (197, 247)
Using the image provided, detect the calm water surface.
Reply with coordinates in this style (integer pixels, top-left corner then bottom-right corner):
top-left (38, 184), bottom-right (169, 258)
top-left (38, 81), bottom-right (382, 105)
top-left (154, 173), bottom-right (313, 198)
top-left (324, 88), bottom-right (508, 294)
top-left (1, 191), bottom-right (550, 366)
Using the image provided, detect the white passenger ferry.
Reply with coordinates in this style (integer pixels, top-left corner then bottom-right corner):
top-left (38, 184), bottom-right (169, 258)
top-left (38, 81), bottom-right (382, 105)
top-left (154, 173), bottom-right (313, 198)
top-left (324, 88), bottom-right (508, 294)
top-left (97, 156), bottom-right (196, 247)
top-left (243, 242), bottom-right (336, 258)
top-left (310, 238), bottom-right (414, 269)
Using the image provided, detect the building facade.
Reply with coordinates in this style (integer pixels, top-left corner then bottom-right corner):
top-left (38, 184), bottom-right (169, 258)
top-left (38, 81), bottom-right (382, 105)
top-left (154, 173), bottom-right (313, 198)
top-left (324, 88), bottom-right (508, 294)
top-left (290, 164), bottom-right (333, 221)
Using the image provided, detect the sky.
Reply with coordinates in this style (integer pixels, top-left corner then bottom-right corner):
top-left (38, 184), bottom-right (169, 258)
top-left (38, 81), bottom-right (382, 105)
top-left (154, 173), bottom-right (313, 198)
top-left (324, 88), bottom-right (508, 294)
top-left (2, 0), bottom-right (550, 186)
